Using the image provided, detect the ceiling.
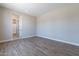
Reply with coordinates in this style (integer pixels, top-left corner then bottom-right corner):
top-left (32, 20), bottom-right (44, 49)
top-left (0, 3), bottom-right (79, 16)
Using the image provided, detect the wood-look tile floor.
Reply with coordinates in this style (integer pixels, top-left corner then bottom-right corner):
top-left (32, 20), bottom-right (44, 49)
top-left (0, 36), bottom-right (79, 56)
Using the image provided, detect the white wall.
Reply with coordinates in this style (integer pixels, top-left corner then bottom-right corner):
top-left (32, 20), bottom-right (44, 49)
top-left (1, 5), bottom-right (79, 45)
top-left (0, 8), bottom-right (4, 41)
top-left (20, 13), bottom-right (36, 38)
top-left (37, 6), bottom-right (79, 45)
top-left (0, 7), bottom-right (36, 42)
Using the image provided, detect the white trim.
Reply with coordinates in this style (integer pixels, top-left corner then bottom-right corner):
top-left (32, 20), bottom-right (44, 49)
top-left (1, 35), bottom-right (79, 46)
top-left (20, 35), bottom-right (36, 39)
top-left (0, 37), bottom-right (20, 43)
top-left (37, 35), bottom-right (79, 46)
top-left (0, 36), bottom-right (35, 43)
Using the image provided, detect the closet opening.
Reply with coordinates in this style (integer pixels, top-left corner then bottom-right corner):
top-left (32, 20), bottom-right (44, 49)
top-left (12, 14), bottom-right (20, 39)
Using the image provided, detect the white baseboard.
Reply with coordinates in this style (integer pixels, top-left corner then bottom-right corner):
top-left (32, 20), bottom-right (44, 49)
top-left (0, 35), bottom-right (35, 43)
top-left (20, 35), bottom-right (36, 39)
top-left (0, 37), bottom-right (21, 43)
top-left (37, 35), bottom-right (79, 46)
top-left (1, 35), bottom-right (79, 46)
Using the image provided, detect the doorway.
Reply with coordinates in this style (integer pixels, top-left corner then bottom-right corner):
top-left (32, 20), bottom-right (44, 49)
top-left (12, 14), bottom-right (19, 39)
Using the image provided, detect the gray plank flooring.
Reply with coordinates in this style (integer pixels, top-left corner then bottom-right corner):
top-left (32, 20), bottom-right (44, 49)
top-left (0, 36), bottom-right (79, 56)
